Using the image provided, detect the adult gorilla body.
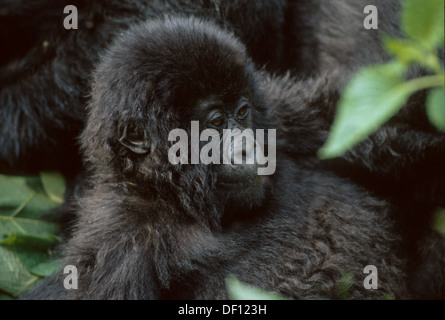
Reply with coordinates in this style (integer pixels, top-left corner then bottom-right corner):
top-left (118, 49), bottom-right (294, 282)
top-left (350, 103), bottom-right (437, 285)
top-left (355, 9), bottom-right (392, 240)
top-left (25, 17), bottom-right (408, 300)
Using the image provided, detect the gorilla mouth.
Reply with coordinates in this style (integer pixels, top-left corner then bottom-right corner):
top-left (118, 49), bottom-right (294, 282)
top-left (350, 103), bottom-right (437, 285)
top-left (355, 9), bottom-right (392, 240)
top-left (217, 171), bottom-right (264, 187)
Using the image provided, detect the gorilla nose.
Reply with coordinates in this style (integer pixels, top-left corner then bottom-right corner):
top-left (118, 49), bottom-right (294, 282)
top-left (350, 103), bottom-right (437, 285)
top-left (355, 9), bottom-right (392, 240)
top-left (222, 129), bottom-right (256, 165)
top-left (233, 141), bottom-right (255, 165)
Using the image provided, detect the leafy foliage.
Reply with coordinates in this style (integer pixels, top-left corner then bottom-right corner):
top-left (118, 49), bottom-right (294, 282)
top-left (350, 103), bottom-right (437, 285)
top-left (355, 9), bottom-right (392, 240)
top-left (402, 0), bottom-right (444, 50)
top-left (432, 208), bottom-right (445, 236)
top-left (427, 88), bottom-right (445, 131)
top-left (319, 0), bottom-right (444, 159)
top-left (0, 173), bottom-right (65, 298)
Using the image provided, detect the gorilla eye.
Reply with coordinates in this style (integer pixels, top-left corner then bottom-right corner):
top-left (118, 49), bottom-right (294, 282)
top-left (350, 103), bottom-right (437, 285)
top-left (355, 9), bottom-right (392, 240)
top-left (236, 104), bottom-right (249, 119)
top-left (209, 117), bottom-right (224, 128)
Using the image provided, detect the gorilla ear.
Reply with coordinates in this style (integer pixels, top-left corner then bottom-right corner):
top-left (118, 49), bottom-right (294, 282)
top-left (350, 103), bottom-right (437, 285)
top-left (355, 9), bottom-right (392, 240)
top-left (117, 120), bottom-right (151, 154)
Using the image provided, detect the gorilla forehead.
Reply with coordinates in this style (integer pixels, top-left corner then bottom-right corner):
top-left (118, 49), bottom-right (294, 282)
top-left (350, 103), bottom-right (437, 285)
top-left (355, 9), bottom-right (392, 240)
top-left (100, 16), bottom-right (252, 103)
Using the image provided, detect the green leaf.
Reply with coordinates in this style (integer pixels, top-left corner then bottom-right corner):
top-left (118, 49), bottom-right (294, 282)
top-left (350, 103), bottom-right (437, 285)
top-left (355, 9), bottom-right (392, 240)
top-left (0, 233), bottom-right (59, 251)
top-left (30, 259), bottom-right (61, 277)
top-left (402, 0), bottom-right (444, 50)
top-left (40, 172), bottom-right (66, 204)
top-left (0, 173), bottom-right (63, 297)
top-left (226, 276), bottom-right (287, 300)
top-left (0, 175), bottom-right (61, 219)
top-left (384, 37), bottom-right (425, 64)
top-left (337, 271), bottom-right (354, 300)
top-left (0, 234), bottom-right (59, 296)
top-left (319, 63), bottom-right (412, 159)
top-left (0, 216), bottom-right (60, 240)
top-left (426, 87), bottom-right (445, 131)
top-left (432, 208), bottom-right (445, 235)
top-left (0, 246), bottom-right (40, 296)
top-left (382, 293), bottom-right (395, 300)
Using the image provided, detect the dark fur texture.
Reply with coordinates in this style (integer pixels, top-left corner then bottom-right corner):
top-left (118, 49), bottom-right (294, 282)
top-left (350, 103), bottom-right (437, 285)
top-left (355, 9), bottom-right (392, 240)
top-left (269, 70), bottom-right (445, 298)
top-left (25, 17), bottom-right (409, 300)
top-left (0, 0), bottom-right (287, 174)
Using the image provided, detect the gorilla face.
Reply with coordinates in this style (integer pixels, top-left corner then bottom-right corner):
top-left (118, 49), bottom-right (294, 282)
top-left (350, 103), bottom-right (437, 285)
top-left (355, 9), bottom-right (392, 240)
top-left (193, 93), bottom-right (268, 207)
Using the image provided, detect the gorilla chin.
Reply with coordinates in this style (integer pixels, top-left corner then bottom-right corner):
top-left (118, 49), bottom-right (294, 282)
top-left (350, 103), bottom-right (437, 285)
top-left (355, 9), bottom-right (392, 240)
top-left (217, 165), bottom-right (269, 211)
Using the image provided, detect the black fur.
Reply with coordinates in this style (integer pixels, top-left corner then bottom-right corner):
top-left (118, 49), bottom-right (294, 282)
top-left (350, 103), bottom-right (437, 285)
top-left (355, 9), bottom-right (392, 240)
top-left (0, 0), bottom-right (288, 174)
top-left (25, 17), bottom-right (408, 300)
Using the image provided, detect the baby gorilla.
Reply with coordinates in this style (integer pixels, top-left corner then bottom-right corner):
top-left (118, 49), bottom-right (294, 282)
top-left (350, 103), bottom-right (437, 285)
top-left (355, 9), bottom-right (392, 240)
top-left (34, 17), bottom-right (408, 299)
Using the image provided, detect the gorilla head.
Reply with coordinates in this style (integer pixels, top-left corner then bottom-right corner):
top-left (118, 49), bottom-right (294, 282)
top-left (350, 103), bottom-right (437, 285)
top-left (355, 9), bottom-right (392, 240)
top-left (83, 17), bottom-right (273, 229)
